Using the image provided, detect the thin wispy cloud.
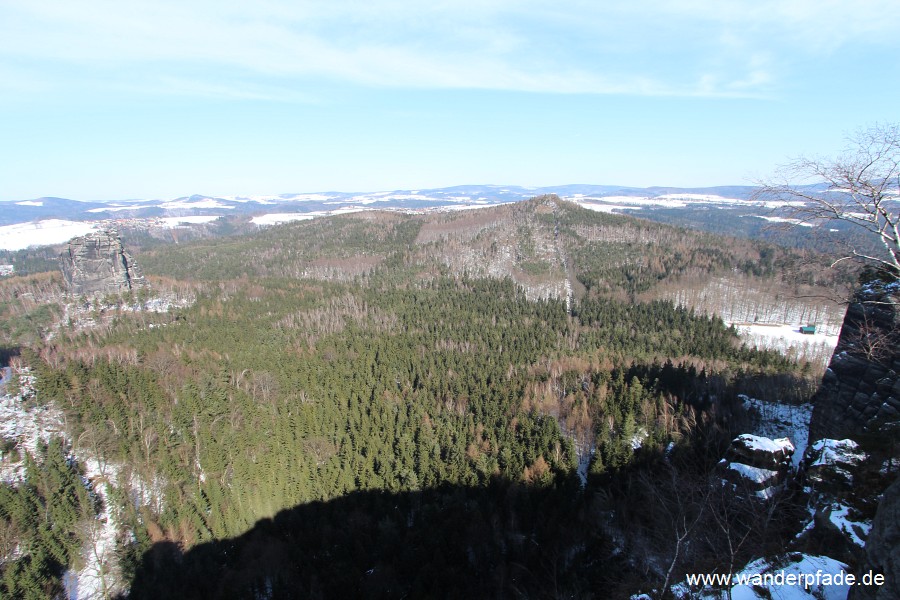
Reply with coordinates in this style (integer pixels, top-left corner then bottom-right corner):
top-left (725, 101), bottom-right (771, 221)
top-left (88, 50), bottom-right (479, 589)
top-left (2, 1), bottom-right (897, 98)
top-left (2, 0), bottom-right (897, 200)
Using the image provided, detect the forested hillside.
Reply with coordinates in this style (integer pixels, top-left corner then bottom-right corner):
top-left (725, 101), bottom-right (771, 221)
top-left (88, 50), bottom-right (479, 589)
top-left (0, 196), bottom-right (844, 597)
top-left (138, 196), bottom-right (850, 314)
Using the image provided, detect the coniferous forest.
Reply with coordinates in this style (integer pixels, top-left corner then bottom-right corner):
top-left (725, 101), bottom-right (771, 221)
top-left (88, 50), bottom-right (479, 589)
top-left (0, 198), bottom-right (845, 598)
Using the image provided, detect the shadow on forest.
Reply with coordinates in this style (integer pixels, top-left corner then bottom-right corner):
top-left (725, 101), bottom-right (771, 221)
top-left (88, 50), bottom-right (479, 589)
top-left (126, 478), bottom-right (628, 600)
top-left (123, 373), bottom-right (816, 600)
top-left (124, 372), bottom-right (816, 599)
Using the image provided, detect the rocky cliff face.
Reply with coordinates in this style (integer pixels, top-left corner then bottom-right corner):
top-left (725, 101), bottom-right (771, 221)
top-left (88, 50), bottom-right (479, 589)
top-left (805, 278), bottom-right (900, 597)
top-left (808, 281), bottom-right (900, 443)
top-left (852, 476), bottom-right (900, 600)
top-left (59, 230), bottom-right (147, 296)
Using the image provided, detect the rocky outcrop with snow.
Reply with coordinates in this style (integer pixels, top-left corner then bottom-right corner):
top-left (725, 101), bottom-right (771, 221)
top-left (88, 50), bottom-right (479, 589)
top-left (740, 394), bottom-right (812, 470)
top-left (795, 438), bottom-right (873, 562)
top-left (719, 434), bottom-right (794, 499)
top-left (798, 279), bottom-right (900, 589)
top-left (804, 439), bottom-right (868, 493)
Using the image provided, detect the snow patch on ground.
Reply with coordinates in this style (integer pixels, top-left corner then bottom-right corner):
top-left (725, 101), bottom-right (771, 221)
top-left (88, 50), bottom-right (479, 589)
top-left (0, 369), bottom-right (67, 484)
top-left (671, 554), bottom-right (852, 599)
top-left (280, 193), bottom-right (333, 201)
top-left (631, 428), bottom-right (649, 451)
top-left (576, 447), bottom-right (594, 488)
top-left (827, 503), bottom-right (871, 548)
top-left (730, 555), bottom-right (851, 600)
top-left (567, 193), bottom-right (809, 212)
top-left (350, 193), bottom-right (431, 202)
top-left (56, 293), bottom-right (195, 336)
top-left (71, 459), bottom-right (125, 600)
top-left (327, 206), bottom-right (369, 215)
top-left (137, 294), bottom-right (193, 313)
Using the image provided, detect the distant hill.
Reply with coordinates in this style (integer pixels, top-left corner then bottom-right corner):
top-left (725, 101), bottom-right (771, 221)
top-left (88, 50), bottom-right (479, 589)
top-left (0, 184), bottom-right (763, 226)
top-left (136, 195), bottom-right (851, 334)
top-left (4, 183), bottom-right (861, 265)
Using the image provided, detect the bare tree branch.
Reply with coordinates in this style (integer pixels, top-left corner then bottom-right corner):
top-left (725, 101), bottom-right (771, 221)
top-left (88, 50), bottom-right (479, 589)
top-left (755, 123), bottom-right (900, 277)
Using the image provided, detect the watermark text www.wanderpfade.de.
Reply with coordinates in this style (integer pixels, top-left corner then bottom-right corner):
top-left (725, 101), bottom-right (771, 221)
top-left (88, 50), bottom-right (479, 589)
top-left (685, 569), bottom-right (885, 589)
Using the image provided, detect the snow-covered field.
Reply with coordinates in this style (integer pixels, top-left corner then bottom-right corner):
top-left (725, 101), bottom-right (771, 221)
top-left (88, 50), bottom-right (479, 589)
top-left (733, 323), bottom-right (837, 346)
top-left (251, 207), bottom-right (372, 225)
top-left (86, 204), bottom-right (155, 213)
top-left (156, 215), bottom-right (222, 228)
top-left (731, 323), bottom-right (839, 367)
top-left (159, 198), bottom-right (234, 210)
top-left (251, 213), bottom-right (319, 225)
top-left (569, 193), bottom-right (808, 212)
top-left (0, 214), bottom-right (227, 250)
top-left (0, 219), bottom-right (99, 250)
top-left (575, 201), bottom-right (641, 213)
top-left (754, 215), bottom-right (814, 227)
top-left (438, 202), bottom-right (501, 212)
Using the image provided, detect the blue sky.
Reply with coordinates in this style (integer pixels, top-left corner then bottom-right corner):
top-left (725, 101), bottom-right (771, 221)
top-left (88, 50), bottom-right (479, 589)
top-left (1, 0), bottom-right (898, 201)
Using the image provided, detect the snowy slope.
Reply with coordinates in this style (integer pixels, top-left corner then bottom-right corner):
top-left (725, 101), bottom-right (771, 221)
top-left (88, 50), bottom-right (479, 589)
top-left (0, 219), bottom-right (99, 250)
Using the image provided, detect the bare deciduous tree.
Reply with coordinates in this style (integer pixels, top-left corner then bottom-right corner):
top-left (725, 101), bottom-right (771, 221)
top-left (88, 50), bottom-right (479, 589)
top-left (844, 305), bottom-right (900, 364)
top-left (755, 123), bottom-right (900, 276)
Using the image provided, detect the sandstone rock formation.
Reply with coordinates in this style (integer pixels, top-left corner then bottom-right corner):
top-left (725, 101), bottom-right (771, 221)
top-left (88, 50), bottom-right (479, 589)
top-left (718, 434), bottom-right (794, 499)
top-left (59, 230), bottom-right (147, 296)
top-left (808, 280), bottom-right (900, 443)
top-left (851, 476), bottom-right (900, 600)
top-left (804, 438), bottom-right (868, 493)
top-left (804, 278), bottom-right (900, 592)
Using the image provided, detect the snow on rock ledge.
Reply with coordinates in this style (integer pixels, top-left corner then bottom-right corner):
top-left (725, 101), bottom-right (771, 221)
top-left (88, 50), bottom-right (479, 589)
top-left (719, 434), bottom-right (794, 499)
top-left (805, 439), bottom-right (867, 491)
